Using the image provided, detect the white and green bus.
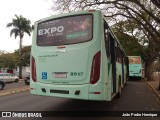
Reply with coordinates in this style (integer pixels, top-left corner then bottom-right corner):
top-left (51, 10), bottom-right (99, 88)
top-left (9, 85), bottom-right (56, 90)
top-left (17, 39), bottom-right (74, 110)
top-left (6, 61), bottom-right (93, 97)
top-left (30, 10), bottom-right (128, 101)
top-left (128, 56), bottom-right (142, 79)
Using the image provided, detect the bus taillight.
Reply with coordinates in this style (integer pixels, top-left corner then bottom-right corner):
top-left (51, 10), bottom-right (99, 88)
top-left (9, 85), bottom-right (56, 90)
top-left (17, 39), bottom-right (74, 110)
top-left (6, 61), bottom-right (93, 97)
top-left (32, 56), bottom-right (37, 82)
top-left (90, 51), bottom-right (101, 84)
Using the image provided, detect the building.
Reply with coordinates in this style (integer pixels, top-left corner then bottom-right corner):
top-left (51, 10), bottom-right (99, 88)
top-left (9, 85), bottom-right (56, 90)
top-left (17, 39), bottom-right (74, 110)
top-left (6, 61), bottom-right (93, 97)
top-left (0, 66), bottom-right (30, 78)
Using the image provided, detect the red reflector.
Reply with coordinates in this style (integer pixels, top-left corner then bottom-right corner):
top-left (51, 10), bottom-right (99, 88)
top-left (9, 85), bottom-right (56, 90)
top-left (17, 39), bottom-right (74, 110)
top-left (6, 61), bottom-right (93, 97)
top-left (89, 92), bottom-right (101, 94)
top-left (94, 92), bottom-right (101, 94)
top-left (57, 46), bottom-right (66, 49)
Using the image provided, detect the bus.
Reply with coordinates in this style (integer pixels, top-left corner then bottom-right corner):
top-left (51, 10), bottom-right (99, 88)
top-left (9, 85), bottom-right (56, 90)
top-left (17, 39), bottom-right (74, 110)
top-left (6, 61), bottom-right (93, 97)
top-left (30, 10), bottom-right (128, 101)
top-left (128, 56), bottom-right (142, 79)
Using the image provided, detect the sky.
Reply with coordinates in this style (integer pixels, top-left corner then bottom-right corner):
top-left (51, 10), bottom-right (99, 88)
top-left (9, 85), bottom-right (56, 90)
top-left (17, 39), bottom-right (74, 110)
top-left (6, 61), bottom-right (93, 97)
top-left (0, 0), bottom-right (53, 53)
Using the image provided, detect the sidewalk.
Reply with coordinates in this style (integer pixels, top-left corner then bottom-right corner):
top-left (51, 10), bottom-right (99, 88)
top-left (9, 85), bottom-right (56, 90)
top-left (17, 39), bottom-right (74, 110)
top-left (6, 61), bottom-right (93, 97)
top-left (0, 86), bottom-right (29, 96)
top-left (145, 73), bottom-right (160, 100)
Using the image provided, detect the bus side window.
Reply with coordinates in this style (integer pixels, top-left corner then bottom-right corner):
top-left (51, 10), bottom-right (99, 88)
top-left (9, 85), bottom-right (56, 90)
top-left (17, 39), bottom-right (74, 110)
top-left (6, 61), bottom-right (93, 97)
top-left (104, 22), bottom-right (110, 59)
top-left (115, 42), bottom-right (119, 63)
top-left (116, 45), bottom-right (122, 63)
top-left (107, 33), bottom-right (111, 59)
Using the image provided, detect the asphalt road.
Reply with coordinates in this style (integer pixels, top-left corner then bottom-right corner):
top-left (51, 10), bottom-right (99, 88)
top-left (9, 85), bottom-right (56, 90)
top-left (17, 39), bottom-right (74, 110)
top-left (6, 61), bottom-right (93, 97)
top-left (0, 80), bottom-right (160, 120)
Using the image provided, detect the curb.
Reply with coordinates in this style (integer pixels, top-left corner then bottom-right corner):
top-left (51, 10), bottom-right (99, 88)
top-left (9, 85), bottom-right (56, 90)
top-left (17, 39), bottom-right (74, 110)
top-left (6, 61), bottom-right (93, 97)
top-left (0, 87), bottom-right (30, 96)
top-left (145, 80), bottom-right (160, 100)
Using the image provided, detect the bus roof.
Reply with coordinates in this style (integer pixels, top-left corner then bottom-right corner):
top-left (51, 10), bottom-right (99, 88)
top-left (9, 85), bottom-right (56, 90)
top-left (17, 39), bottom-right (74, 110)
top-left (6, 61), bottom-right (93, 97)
top-left (35, 10), bottom-right (102, 23)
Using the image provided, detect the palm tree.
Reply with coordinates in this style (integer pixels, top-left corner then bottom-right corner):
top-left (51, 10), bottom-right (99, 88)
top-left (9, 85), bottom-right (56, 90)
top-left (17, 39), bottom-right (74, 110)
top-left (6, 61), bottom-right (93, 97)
top-left (6, 14), bottom-right (33, 79)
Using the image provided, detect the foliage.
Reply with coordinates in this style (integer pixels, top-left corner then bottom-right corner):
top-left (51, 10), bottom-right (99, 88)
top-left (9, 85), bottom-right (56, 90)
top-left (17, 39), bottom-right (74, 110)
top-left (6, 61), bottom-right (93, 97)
top-left (6, 15), bottom-right (33, 38)
top-left (0, 52), bottom-right (16, 69)
top-left (115, 32), bottom-right (142, 56)
top-left (51, 0), bottom-right (160, 45)
top-left (0, 46), bottom-right (31, 69)
top-left (14, 46), bottom-right (31, 66)
top-left (152, 61), bottom-right (160, 72)
top-left (150, 0), bottom-right (160, 9)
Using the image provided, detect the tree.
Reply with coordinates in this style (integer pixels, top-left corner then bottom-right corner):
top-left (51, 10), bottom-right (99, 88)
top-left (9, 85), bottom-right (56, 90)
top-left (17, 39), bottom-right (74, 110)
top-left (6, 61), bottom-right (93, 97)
top-left (51, 0), bottom-right (160, 80)
top-left (115, 32), bottom-right (143, 56)
top-left (14, 46), bottom-right (31, 66)
top-left (6, 15), bottom-right (33, 78)
top-left (0, 52), bottom-right (17, 70)
top-left (112, 18), bottom-right (160, 80)
top-left (0, 46), bottom-right (31, 73)
top-left (151, 0), bottom-right (160, 9)
top-left (52, 0), bottom-right (160, 43)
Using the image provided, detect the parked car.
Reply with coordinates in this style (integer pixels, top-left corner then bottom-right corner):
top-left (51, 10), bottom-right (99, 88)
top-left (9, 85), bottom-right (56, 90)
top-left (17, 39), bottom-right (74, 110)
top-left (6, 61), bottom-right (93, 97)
top-left (0, 80), bottom-right (6, 90)
top-left (0, 73), bottom-right (19, 83)
top-left (24, 75), bottom-right (30, 85)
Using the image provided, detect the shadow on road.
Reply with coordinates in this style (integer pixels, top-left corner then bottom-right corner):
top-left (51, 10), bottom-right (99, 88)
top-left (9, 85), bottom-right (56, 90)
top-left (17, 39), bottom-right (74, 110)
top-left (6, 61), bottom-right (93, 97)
top-left (128, 77), bottom-right (143, 82)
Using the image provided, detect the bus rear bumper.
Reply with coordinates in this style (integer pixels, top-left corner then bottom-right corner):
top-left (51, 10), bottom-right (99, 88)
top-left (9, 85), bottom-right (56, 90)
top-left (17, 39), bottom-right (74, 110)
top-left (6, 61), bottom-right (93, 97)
top-left (30, 82), bottom-right (106, 101)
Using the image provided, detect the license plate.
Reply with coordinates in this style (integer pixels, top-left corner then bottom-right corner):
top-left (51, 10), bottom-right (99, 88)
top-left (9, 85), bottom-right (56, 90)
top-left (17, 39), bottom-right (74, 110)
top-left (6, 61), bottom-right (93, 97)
top-left (54, 72), bottom-right (67, 78)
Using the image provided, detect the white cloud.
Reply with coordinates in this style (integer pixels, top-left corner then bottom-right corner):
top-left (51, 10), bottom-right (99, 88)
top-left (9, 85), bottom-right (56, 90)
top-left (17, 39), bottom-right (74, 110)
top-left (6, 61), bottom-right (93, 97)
top-left (0, 0), bottom-right (52, 52)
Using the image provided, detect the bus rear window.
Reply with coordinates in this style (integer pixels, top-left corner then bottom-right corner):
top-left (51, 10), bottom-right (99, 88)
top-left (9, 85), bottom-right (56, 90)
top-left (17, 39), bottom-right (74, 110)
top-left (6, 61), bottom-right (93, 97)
top-left (129, 57), bottom-right (141, 64)
top-left (37, 14), bottom-right (93, 46)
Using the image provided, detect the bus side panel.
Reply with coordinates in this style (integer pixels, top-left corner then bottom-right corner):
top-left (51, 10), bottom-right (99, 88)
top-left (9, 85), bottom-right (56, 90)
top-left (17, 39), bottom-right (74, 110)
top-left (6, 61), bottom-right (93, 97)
top-left (88, 83), bottom-right (105, 100)
top-left (101, 31), bottom-right (112, 101)
top-left (30, 82), bottom-right (37, 94)
top-left (123, 64), bottom-right (127, 85)
top-left (116, 62), bottom-right (122, 88)
top-left (88, 12), bottom-right (108, 101)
